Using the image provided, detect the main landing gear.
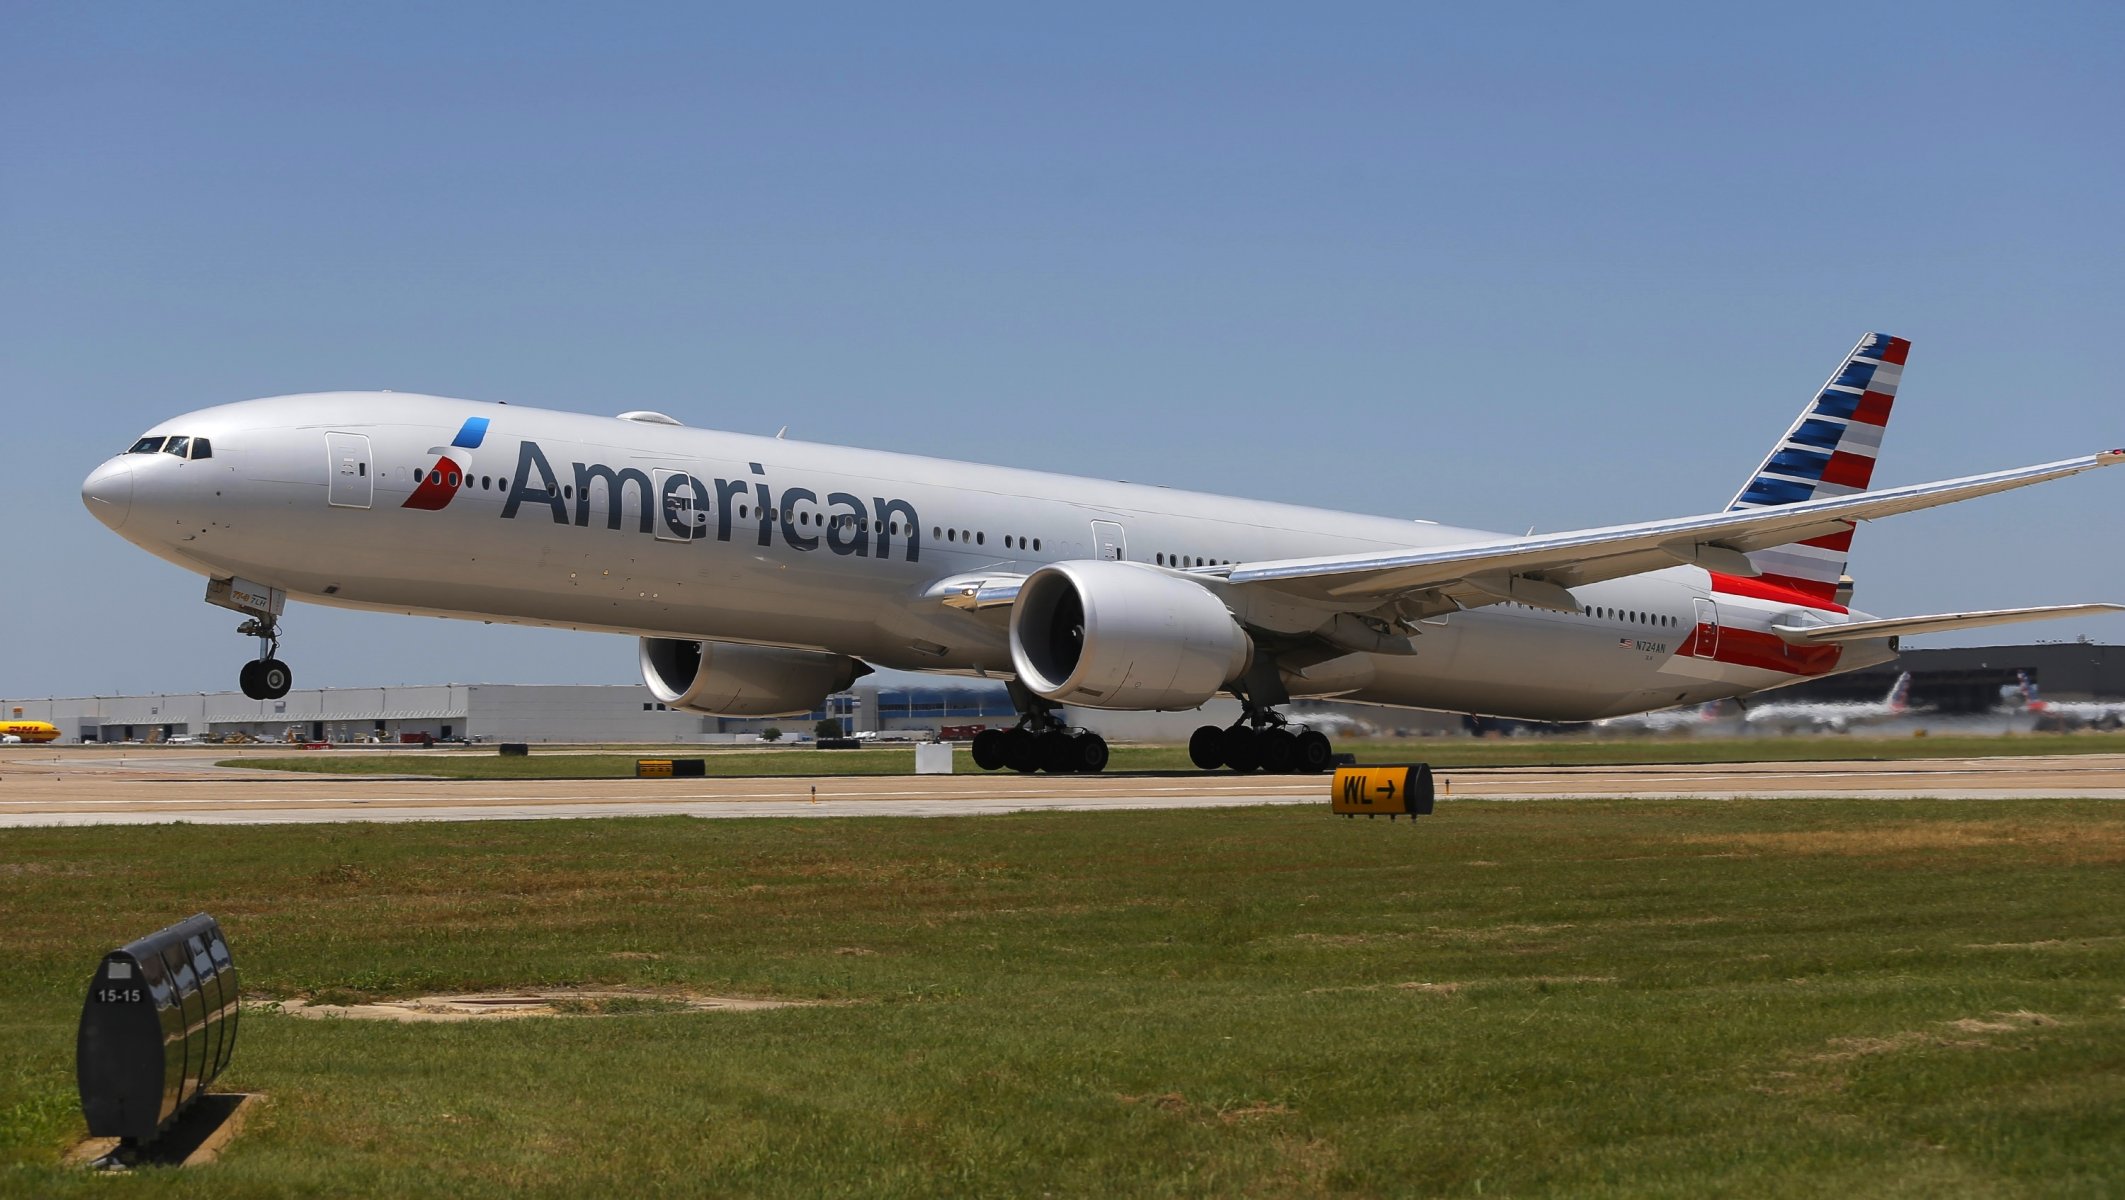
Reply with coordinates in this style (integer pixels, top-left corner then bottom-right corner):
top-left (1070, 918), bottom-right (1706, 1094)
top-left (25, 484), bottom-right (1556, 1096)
top-left (970, 686), bottom-right (1110, 774)
top-left (970, 717), bottom-right (1110, 775)
top-left (235, 615), bottom-right (293, 701)
top-left (1188, 705), bottom-right (1335, 775)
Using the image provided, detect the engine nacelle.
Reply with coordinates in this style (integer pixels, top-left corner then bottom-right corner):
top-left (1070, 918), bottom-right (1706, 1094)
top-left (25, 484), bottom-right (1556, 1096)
top-left (639, 638), bottom-right (869, 717)
top-left (1009, 560), bottom-right (1252, 710)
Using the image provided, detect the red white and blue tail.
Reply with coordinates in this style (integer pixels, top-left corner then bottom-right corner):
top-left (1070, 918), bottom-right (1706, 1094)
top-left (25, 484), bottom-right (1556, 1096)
top-left (1886, 671), bottom-right (1913, 714)
top-left (1723, 332), bottom-right (1911, 608)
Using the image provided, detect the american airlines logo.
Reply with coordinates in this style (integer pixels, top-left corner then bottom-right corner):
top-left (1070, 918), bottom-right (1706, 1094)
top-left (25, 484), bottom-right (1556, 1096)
top-left (402, 417), bottom-right (491, 511)
top-left (498, 440), bottom-right (924, 562)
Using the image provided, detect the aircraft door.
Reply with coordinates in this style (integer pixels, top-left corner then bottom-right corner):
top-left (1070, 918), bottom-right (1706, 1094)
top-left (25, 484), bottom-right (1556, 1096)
top-left (653, 469), bottom-right (707, 541)
top-left (1091, 520), bottom-right (1127, 562)
top-left (325, 432), bottom-right (373, 509)
top-left (1690, 597), bottom-right (1720, 659)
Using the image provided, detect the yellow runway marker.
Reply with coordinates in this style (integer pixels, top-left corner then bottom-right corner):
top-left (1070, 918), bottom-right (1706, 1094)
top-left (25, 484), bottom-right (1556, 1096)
top-left (1330, 764), bottom-right (1436, 818)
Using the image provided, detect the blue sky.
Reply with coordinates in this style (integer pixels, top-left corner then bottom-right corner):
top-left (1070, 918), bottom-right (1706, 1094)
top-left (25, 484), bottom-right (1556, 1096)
top-left (5, 3), bottom-right (2121, 696)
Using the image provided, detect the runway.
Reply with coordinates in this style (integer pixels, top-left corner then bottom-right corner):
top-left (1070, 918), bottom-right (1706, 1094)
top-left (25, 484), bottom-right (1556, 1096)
top-left (5, 746), bottom-right (2125, 827)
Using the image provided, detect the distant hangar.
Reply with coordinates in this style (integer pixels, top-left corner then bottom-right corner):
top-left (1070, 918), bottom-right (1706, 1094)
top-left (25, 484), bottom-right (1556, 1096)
top-left (1750, 641), bottom-right (2125, 714)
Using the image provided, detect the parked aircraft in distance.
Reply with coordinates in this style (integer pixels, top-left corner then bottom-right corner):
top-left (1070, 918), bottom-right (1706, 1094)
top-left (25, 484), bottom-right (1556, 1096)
top-left (1741, 671), bottom-right (1918, 733)
top-left (1593, 700), bottom-right (1726, 735)
top-left (82, 334), bottom-right (2122, 774)
top-left (1, 720), bottom-right (62, 744)
top-left (2008, 671), bottom-right (2125, 730)
top-left (1282, 708), bottom-right (1378, 739)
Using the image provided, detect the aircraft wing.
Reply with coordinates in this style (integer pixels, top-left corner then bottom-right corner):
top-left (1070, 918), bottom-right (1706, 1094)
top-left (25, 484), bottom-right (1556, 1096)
top-left (1771, 604), bottom-right (2125, 644)
top-left (1226, 451), bottom-right (2122, 612)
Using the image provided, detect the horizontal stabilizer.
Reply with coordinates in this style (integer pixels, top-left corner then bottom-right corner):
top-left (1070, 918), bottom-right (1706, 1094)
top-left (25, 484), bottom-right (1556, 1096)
top-left (1772, 604), bottom-right (2125, 644)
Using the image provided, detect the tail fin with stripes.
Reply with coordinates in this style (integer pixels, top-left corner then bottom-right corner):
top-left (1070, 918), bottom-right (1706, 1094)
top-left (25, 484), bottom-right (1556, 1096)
top-left (1721, 332), bottom-right (1910, 609)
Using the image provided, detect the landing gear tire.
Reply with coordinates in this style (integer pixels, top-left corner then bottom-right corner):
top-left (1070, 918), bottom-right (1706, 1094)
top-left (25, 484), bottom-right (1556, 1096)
top-left (1002, 728), bottom-right (1042, 774)
top-left (971, 729), bottom-right (1007, 771)
top-left (1038, 732), bottom-right (1078, 774)
top-left (1188, 725), bottom-right (1225, 771)
top-left (1294, 730), bottom-right (1334, 774)
top-left (1067, 732), bottom-right (1110, 774)
top-left (233, 612), bottom-right (291, 701)
top-left (1221, 726), bottom-right (1261, 773)
top-left (1258, 729), bottom-right (1297, 774)
top-left (257, 658), bottom-right (292, 700)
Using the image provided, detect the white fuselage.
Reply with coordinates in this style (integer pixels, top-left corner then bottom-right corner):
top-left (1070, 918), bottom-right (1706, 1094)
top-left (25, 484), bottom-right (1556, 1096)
top-left (82, 393), bottom-right (1894, 722)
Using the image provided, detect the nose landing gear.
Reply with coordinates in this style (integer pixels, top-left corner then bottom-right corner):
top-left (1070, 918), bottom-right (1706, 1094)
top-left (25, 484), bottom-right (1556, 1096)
top-left (206, 578), bottom-right (294, 701)
top-left (235, 616), bottom-right (292, 701)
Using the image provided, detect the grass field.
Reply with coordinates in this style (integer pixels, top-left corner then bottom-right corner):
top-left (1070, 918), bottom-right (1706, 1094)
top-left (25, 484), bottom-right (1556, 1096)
top-left (223, 730), bottom-right (2125, 779)
top-left (3, 798), bottom-right (2123, 1196)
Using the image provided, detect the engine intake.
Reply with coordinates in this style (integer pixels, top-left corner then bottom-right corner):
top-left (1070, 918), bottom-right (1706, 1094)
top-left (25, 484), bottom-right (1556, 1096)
top-left (1009, 560), bottom-right (1252, 710)
top-left (639, 638), bottom-right (869, 717)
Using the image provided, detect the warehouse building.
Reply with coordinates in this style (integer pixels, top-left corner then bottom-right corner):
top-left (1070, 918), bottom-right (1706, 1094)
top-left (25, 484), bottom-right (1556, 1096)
top-left (1, 682), bottom-right (1019, 745)
top-left (1, 680), bottom-right (1396, 745)
top-left (14, 642), bottom-right (2113, 744)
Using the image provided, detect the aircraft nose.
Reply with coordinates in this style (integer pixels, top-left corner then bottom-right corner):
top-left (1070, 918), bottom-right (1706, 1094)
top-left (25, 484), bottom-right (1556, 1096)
top-left (82, 458), bottom-right (134, 531)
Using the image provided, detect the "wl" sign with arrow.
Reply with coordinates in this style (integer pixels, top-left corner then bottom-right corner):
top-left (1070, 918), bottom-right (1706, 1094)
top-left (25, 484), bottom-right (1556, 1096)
top-left (1329, 764), bottom-right (1436, 819)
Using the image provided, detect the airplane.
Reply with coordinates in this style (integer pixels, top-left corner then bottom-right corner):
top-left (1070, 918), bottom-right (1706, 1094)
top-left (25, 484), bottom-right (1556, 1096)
top-left (1591, 699), bottom-right (1727, 735)
top-left (1, 720), bottom-right (62, 744)
top-left (1739, 671), bottom-right (1918, 733)
top-left (1281, 707), bottom-right (1378, 740)
top-left (80, 333), bottom-right (2124, 775)
top-left (2006, 671), bottom-right (2125, 730)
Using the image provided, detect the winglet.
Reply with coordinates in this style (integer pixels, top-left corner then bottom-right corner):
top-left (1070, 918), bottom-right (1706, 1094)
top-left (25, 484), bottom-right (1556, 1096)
top-left (2101, 448), bottom-right (2125, 465)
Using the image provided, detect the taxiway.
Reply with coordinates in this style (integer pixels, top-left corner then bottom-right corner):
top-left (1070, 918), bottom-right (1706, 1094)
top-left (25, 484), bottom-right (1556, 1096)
top-left (5, 747), bottom-right (2125, 826)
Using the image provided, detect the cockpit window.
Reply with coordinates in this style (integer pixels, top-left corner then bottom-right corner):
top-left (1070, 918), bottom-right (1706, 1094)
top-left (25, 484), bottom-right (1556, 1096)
top-left (162, 436), bottom-right (191, 458)
top-left (189, 438), bottom-right (212, 460)
top-left (129, 436), bottom-right (166, 454)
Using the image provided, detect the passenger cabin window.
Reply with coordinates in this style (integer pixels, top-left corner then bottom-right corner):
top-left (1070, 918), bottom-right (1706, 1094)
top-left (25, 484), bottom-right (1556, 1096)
top-left (128, 436), bottom-right (165, 454)
top-left (162, 436), bottom-right (191, 458)
top-left (190, 438), bottom-right (212, 459)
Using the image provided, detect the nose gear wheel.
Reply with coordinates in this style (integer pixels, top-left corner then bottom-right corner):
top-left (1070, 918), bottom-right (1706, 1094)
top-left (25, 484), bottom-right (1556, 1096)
top-left (234, 616), bottom-right (293, 700)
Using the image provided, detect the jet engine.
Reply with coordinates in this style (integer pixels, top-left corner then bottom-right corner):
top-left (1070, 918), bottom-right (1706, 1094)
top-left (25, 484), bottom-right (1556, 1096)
top-left (1008, 560), bottom-right (1252, 710)
top-left (639, 638), bottom-right (869, 717)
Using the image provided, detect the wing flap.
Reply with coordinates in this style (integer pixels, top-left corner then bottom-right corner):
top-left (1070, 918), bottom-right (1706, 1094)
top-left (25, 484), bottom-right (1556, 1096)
top-left (1772, 604), bottom-right (2125, 644)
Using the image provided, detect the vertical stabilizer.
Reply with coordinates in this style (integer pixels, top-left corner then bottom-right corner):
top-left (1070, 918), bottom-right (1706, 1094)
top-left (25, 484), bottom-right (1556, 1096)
top-left (1723, 332), bottom-right (1910, 608)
